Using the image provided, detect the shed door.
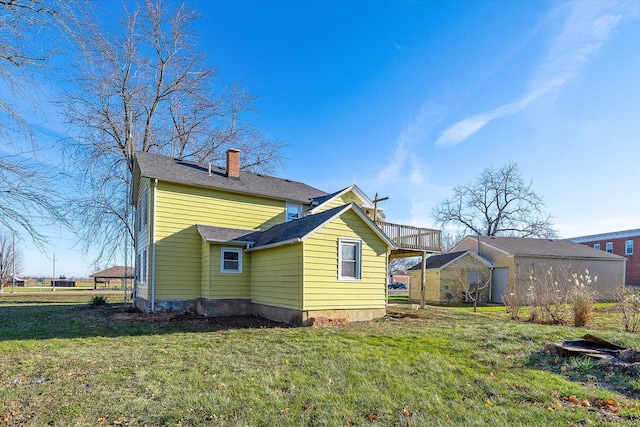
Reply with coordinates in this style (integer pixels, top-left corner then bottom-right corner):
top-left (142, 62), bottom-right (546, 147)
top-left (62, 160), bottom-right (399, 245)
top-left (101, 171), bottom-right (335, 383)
top-left (492, 268), bottom-right (509, 303)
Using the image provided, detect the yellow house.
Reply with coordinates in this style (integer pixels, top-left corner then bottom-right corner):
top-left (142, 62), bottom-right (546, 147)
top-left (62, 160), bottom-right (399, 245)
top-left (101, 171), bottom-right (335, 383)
top-left (131, 150), bottom-right (398, 325)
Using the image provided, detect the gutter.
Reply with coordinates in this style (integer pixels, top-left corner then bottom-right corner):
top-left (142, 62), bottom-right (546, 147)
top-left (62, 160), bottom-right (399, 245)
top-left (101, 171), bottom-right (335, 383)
top-left (247, 237), bottom-right (303, 252)
top-left (151, 179), bottom-right (158, 312)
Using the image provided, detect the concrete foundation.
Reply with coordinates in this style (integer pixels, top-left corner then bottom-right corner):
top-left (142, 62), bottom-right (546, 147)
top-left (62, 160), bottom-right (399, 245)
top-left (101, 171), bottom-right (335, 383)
top-left (301, 308), bottom-right (386, 325)
top-left (196, 298), bottom-right (251, 317)
top-left (251, 303), bottom-right (303, 325)
top-left (134, 296), bottom-right (386, 326)
top-left (133, 297), bottom-right (196, 314)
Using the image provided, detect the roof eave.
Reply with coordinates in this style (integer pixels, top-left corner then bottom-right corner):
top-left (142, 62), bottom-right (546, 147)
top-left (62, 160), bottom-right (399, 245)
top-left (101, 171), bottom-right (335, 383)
top-left (247, 237), bottom-right (303, 252)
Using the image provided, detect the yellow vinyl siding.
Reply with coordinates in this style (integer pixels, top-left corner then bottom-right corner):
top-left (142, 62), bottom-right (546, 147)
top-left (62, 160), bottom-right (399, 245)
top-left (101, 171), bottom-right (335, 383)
top-left (314, 191), bottom-right (363, 213)
top-left (250, 244), bottom-right (304, 310)
top-left (303, 210), bottom-right (389, 310)
top-left (200, 239), bottom-right (210, 297)
top-left (135, 177), bottom-right (151, 300)
top-left (153, 181), bottom-right (286, 300)
top-left (156, 182), bottom-right (285, 233)
top-left (207, 244), bottom-right (251, 298)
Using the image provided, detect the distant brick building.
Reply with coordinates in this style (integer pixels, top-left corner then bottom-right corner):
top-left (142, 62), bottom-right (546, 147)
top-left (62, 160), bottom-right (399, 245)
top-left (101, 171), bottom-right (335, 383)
top-left (570, 229), bottom-right (640, 287)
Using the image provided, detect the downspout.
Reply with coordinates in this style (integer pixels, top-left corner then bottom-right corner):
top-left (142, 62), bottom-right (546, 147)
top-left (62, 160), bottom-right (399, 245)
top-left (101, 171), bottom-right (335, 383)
top-left (489, 267), bottom-right (494, 302)
top-left (150, 179), bottom-right (158, 312)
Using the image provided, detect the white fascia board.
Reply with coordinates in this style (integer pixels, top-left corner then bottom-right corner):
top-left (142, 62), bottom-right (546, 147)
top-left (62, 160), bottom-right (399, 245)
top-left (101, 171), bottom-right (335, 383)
top-left (310, 184), bottom-right (374, 214)
top-left (349, 204), bottom-right (396, 248)
top-left (246, 237), bottom-right (303, 252)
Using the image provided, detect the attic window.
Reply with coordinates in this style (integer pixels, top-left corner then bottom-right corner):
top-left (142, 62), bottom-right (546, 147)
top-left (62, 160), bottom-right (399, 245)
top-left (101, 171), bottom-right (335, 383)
top-left (286, 203), bottom-right (302, 222)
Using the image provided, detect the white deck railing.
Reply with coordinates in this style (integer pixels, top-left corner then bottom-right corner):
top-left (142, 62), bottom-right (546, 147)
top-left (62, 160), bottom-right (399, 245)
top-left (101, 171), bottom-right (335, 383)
top-left (375, 221), bottom-right (441, 252)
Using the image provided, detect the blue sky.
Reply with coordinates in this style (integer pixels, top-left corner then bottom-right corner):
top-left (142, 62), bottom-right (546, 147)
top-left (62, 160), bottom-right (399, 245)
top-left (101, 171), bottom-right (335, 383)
top-left (13, 0), bottom-right (640, 277)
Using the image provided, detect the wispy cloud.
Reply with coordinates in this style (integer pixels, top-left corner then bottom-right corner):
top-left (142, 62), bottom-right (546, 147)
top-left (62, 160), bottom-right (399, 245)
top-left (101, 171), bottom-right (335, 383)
top-left (374, 101), bottom-right (443, 186)
top-left (436, 1), bottom-right (638, 148)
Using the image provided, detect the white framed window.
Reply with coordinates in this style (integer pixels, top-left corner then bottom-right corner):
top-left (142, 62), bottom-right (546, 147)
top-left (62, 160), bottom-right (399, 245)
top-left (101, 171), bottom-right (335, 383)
top-left (593, 243), bottom-right (601, 250)
top-left (135, 253), bottom-right (140, 281)
top-left (338, 239), bottom-right (361, 280)
top-left (221, 248), bottom-right (242, 273)
top-left (606, 242), bottom-right (613, 253)
top-left (138, 188), bottom-right (149, 228)
top-left (142, 249), bottom-right (148, 283)
top-left (626, 240), bottom-right (634, 255)
top-left (286, 202), bottom-right (302, 222)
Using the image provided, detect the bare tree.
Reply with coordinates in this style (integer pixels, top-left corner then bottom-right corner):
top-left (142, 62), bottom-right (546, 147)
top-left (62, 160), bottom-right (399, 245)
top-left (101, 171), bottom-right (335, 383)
top-left (440, 230), bottom-right (466, 252)
top-left (452, 266), bottom-right (490, 312)
top-left (0, 0), bottom-right (80, 242)
top-left (0, 231), bottom-right (23, 286)
top-left (60, 0), bottom-right (284, 266)
top-left (388, 257), bottom-right (419, 275)
top-left (0, 153), bottom-right (69, 244)
top-left (433, 163), bottom-right (557, 238)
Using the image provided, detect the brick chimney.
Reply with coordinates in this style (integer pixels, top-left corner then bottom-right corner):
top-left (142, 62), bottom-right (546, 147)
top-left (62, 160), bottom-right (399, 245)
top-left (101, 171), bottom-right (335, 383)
top-left (226, 148), bottom-right (241, 178)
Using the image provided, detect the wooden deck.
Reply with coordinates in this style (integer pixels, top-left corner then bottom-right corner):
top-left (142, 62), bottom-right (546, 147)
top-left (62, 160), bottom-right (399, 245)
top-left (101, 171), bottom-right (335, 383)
top-left (375, 221), bottom-right (441, 255)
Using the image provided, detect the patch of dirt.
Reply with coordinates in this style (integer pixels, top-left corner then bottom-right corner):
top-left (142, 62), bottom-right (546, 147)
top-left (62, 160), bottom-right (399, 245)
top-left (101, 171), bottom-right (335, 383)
top-left (107, 306), bottom-right (290, 329)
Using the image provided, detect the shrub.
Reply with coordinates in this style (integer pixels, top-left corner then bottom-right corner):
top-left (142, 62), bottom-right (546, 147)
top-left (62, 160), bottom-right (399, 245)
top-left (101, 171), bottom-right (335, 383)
top-left (504, 291), bottom-right (524, 320)
top-left (89, 295), bottom-right (108, 306)
top-left (573, 292), bottom-right (593, 327)
top-left (616, 286), bottom-right (640, 333)
top-left (572, 271), bottom-right (595, 328)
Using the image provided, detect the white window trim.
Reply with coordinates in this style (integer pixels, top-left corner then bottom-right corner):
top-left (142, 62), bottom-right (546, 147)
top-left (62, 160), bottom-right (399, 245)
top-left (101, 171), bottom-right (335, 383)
top-left (338, 238), bottom-right (362, 281)
top-left (286, 202), bottom-right (302, 222)
top-left (626, 240), bottom-right (634, 255)
top-left (606, 242), bottom-right (613, 253)
top-left (221, 247), bottom-right (243, 273)
top-left (593, 243), bottom-right (601, 250)
top-left (142, 248), bottom-right (148, 283)
top-left (139, 188), bottom-right (149, 228)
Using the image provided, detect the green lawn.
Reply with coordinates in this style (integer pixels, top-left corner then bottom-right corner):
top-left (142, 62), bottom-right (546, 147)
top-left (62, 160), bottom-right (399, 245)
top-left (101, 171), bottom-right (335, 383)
top-left (1, 294), bottom-right (639, 426)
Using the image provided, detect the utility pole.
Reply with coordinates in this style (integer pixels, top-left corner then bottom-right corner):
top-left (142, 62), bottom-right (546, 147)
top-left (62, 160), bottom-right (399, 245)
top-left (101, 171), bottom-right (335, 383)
top-left (11, 232), bottom-right (15, 293)
top-left (52, 253), bottom-right (56, 291)
top-left (373, 193), bottom-right (389, 222)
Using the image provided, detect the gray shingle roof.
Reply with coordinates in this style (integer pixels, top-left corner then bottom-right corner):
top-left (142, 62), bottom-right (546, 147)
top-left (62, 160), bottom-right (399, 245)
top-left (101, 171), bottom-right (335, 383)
top-left (408, 251), bottom-right (468, 270)
top-left (197, 205), bottom-right (351, 249)
top-left (197, 203), bottom-right (394, 251)
top-left (310, 187), bottom-right (347, 206)
top-left (134, 151), bottom-right (327, 203)
top-left (475, 236), bottom-right (626, 260)
top-left (252, 204), bottom-right (348, 249)
top-left (196, 225), bottom-right (262, 245)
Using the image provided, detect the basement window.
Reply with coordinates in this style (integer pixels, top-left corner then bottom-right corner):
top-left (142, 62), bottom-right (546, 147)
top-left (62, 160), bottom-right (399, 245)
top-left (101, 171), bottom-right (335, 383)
top-left (339, 239), bottom-right (361, 280)
top-left (221, 248), bottom-right (242, 273)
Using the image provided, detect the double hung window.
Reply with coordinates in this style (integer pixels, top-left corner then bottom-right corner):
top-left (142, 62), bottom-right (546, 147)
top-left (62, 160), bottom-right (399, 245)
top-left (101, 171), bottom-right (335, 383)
top-left (221, 248), bottom-right (242, 273)
top-left (339, 239), bottom-right (361, 280)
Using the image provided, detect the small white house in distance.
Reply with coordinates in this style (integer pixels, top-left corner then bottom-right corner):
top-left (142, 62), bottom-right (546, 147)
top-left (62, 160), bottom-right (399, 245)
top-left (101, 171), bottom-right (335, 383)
top-left (451, 236), bottom-right (626, 302)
